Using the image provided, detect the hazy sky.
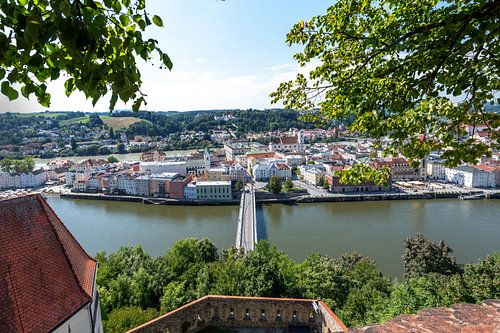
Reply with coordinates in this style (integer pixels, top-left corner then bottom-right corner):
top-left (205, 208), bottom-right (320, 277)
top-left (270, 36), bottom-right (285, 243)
top-left (0, 1), bottom-right (332, 113)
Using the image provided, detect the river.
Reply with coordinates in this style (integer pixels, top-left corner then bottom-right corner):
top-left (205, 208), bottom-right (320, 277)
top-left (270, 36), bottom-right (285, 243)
top-left (46, 196), bottom-right (499, 277)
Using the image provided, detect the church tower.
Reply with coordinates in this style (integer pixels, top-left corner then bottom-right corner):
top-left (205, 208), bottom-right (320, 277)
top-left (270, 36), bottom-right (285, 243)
top-left (204, 146), bottom-right (211, 170)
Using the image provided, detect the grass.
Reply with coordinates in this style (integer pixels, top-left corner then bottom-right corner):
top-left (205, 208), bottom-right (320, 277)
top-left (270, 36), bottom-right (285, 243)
top-left (59, 116), bottom-right (89, 125)
top-left (101, 116), bottom-right (146, 129)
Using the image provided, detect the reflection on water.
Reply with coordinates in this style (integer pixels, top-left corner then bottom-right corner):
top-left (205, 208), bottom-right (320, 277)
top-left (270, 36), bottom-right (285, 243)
top-left (47, 197), bottom-right (500, 277)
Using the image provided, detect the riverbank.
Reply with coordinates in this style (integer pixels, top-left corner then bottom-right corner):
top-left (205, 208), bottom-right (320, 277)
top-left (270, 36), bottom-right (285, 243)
top-left (59, 189), bottom-right (500, 205)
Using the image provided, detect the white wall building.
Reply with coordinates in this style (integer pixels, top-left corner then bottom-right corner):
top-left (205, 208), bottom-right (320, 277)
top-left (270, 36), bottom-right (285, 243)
top-left (252, 162), bottom-right (292, 181)
top-left (134, 175), bottom-right (150, 196)
top-left (445, 165), bottom-right (495, 188)
top-left (0, 169), bottom-right (48, 189)
top-left (427, 160), bottom-right (446, 180)
top-left (139, 161), bottom-right (187, 175)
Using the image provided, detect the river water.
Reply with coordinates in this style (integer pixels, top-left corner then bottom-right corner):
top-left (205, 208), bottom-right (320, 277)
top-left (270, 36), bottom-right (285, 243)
top-left (46, 197), bottom-right (499, 277)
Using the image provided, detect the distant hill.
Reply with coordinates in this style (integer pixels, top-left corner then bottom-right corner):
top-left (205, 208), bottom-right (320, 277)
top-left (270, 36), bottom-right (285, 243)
top-left (101, 116), bottom-right (148, 129)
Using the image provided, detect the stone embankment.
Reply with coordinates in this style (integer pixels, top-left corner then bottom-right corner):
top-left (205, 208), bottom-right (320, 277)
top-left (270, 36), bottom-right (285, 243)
top-left (60, 188), bottom-right (499, 205)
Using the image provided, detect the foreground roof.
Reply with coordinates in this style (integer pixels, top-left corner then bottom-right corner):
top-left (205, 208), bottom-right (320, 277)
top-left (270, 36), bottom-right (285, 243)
top-left (0, 194), bottom-right (97, 333)
top-left (350, 300), bottom-right (500, 333)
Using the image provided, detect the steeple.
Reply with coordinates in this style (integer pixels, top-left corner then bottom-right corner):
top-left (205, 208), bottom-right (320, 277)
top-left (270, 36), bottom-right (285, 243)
top-left (204, 146), bottom-right (211, 170)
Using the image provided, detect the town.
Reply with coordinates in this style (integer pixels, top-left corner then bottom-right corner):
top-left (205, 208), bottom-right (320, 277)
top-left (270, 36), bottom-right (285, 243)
top-left (1, 114), bottom-right (498, 201)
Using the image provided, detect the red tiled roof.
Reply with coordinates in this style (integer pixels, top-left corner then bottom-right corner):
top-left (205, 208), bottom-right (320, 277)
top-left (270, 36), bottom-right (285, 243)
top-left (473, 164), bottom-right (498, 172)
top-left (272, 136), bottom-right (300, 145)
top-left (350, 300), bottom-right (500, 333)
top-left (0, 194), bottom-right (96, 333)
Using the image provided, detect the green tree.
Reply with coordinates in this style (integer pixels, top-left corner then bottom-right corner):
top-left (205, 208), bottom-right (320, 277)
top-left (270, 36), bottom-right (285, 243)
top-left (242, 241), bottom-right (288, 297)
top-left (0, 0), bottom-right (171, 111)
top-left (336, 164), bottom-right (391, 186)
top-left (0, 158), bottom-right (13, 172)
top-left (267, 176), bottom-right (282, 194)
top-left (234, 180), bottom-right (244, 191)
top-left (108, 155), bottom-right (119, 163)
top-left (117, 142), bottom-right (127, 154)
top-left (284, 178), bottom-right (293, 191)
top-left (272, 0), bottom-right (499, 167)
top-left (70, 137), bottom-right (77, 151)
top-left (402, 234), bottom-right (462, 279)
top-left (318, 175), bottom-right (325, 187)
top-left (109, 127), bottom-right (116, 140)
top-left (103, 306), bottom-right (158, 333)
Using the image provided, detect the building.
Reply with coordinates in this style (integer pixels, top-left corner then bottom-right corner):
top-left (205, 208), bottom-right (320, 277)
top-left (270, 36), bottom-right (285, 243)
top-left (134, 175), bottom-right (151, 196)
top-left (426, 160), bottom-right (446, 180)
top-left (301, 167), bottom-right (326, 186)
top-left (73, 177), bottom-right (89, 192)
top-left (204, 146), bottom-right (211, 170)
top-left (117, 173), bottom-right (138, 195)
top-left (140, 161), bottom-right (187, 175)
top-left (196, 181), bottom-right (232, 200)
top-left (66, 159), bottom-right (107, 186)
top-left (252, 162), bottom-right (292, 181)
top-left (445, 165), bottom-right (495, 188)
top-left (223, 141), bottom-right (266, 160)
top-left (149, 173), bottom-right (177, 197)
top-left (269, 135), bottom-right (305, 153)
top-left (473, 164), bottom-right (500, 187)
top-left (372, 157), bottom-right (423, 181)
top-left (140, 150), bottom-right (166, 162)
top-left (0, 194), bottom-right (102, 333)
top-left (184, 183), bottom-right (198, 199)
top-left (166, 174), bottom-right (193, 199)
top-left (0, 169), bottom-right (48, 189)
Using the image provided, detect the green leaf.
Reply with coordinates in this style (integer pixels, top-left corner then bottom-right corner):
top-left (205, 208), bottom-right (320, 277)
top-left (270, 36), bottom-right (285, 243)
top-left (152, 15), bottom-right (163, 27)
top-left (162, 53), bottom-right (173, 70)
top-left (1, 81), bottom-right (10, 96)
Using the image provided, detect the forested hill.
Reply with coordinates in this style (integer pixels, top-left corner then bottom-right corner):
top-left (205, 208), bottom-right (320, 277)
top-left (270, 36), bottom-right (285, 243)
top-left (117, 109), bottom-right (321, 137)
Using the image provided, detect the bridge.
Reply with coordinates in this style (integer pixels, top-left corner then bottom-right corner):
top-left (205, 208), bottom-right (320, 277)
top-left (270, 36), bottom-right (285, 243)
top-left (235, 184), bottom-right (257, 252)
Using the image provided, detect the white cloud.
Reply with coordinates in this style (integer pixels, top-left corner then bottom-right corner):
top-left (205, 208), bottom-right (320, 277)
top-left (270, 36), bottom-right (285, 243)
top-left (0, 60), bottom-right (321, 113)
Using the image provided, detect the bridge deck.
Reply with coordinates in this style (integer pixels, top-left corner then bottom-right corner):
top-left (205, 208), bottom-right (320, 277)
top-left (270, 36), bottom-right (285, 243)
top-left (235, 184), bottom-right (257, 252)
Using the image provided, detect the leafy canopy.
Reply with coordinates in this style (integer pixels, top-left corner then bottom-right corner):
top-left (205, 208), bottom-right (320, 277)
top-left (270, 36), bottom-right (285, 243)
top-left (272, 0), bottom-right (500, 166)
top-left (0, 0), bottom-right (172, 111)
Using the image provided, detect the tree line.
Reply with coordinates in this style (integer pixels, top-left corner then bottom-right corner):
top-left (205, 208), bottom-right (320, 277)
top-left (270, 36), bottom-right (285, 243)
top-left (0, 156), bottom-right (35, 173)
top-left (96, 235), bottom-right (499, 333)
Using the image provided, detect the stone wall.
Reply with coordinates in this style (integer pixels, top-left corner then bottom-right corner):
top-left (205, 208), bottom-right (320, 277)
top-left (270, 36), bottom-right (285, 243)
top-left (128, 296), bottom-right (347, 333)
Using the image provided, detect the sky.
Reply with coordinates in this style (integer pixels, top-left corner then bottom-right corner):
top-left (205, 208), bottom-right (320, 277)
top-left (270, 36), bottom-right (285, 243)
top-left (0, 0), bottom-right (332, 113)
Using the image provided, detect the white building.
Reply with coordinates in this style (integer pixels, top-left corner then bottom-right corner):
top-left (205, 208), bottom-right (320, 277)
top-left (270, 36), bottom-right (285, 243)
top-left (302, 168), bottom-right (325, 186)
top-left (139, 161), bottom-right (187, 175)
top-left (117, 174), bottom-right (138, 195)
top-left (427, 160), bottom-right (446, 180)
top-left (66, 159), bottom-right (107, 186)
top-left (134, 175), bottom-right (150, 196)
top-left (0, 169), bottom-right (48, 189)
top-left (252, 162), bottom-right (292, 181)
top-left (445, 165), bottom-right (495, 188)
top-left (196, 181), bottom-right (232, 200)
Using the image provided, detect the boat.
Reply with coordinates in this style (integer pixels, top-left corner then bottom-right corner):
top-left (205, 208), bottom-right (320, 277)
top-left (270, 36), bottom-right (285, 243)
top-left (459, 194), bottom-right (484, 200)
